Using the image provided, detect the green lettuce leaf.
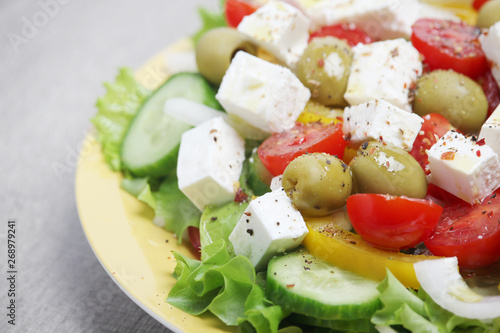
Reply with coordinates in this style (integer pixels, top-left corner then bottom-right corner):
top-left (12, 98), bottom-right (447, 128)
top-left (136, 174), bottom-right (201, 242)
top-left (372, 270), bottom-right (500, 333)
top-left (167, 239), bottom-right (285, 332)
top-left (92, 68), bottom-right (150, 171)
top-left (192, 2), bottom-right (227, 44)
top-left (199, 201), bottom-right (249, 257)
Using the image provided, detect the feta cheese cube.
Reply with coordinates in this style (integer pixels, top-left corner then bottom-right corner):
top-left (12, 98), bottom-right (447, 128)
top-left (480, 22), bottom-right (500, 88)
top-left (300, 0), bottom-right (457, 40)
top-left (479, 104), bottom-right (500, 157)
top-left (237, 1), bottom-right (310, 68)
top-left (344, 39), bottom-right (422, 111)
top-left (302, 0), bottom-right (390, 32)
top-left (343, 99), bottom-right (423, 151)
top-left (216, 51), bottom-right (311, 133)
top-left (177, 116), bottom-right (245, 211)
top-left (377, 0), bottom-right (458, 40)
top-left (270, 175), bottom-right (283, 191)
top-left (229, 188), bottom-right (308, 270)
top-left (427, 130), bottom-right (500, 204)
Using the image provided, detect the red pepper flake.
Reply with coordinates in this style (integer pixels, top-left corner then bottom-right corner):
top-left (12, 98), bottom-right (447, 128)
top-left (369, 148), bottom-right (377, 155)
top-left (476, 138), bottom-right (486, 146)
top-left (286, 284), bottom-right (295, 288)
top-left (234, 188), bottom-right (249, 203)
top-left (244, 212), bottom-right (252, 216)
top-left (488, 211), bottom-right (494, 218)
top-left (317, 58), bottom-right (325, 67)
top-left (441, 151), bottom-right (456, 160)
top-left (476, 150), bottom-right (481, 157)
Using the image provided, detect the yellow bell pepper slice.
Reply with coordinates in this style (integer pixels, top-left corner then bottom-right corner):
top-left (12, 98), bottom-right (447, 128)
top-left (421, 0), bottom-right (477, 25)
top-left (297, 100), bottom-right (343, 125)
top-left (302, 220), bottom-right (442, 289)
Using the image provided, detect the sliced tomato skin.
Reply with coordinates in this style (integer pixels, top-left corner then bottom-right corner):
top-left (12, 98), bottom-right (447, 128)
top-left (258, 122), bottom-right (346, 177)
top-left (309, 23), bottom-right (373, 47)
top-left (411, 19), bottom-right (487, 79)
top-left (424, 191), bottom-right (500, 269)
top-left (224, 0), bottom-right (259, 28)
top-left (473, 0), bottom-right (491, 10)
top-left (477, 70), bottom-right (500, 117)
top-left (188, 226), bottom-right (201, 258)
top-left (346, 194), bottom-right (443, 250)
top-left (426, 183), bottom-right (464, 207)
top-left (409, 113), bottom-right (454, 175)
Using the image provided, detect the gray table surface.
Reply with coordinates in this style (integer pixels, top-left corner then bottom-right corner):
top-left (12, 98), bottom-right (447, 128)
top-left (0, 1), bottom-right (218, 332)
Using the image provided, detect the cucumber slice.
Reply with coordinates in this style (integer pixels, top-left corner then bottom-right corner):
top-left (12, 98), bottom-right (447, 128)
top-left (121, 73), bottom-right (220, 177)
top-left (246, 148), bottom-right (272, 196)
top-left (266, 249), bottom-right (382, 321)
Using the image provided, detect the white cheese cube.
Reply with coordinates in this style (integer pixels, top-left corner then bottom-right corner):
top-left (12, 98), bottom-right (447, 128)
top-left (237, 1), bottom-right (310, 68)
top-left (480, 22), bottom-right (500, 88)
top-left (427, 130), bottom-right (500, 204)
top-left (270, 175), bottom-right (283, 191)
top-left (343, 99), bottom-right (423, 151)
top-left (177, 116), bottom-right (245, 211)
top-left (302, 0), bottom-right (390, 32)
top-left (229, 188), bottom-right (308, 270)
top-left (216, 51), bottom-right (311, 133)
top-left (377, 0), bottom-right (458, 40)
top-left (479, 105), bottom-right (500, 157)
top-left (344, 38), bottom-right (422, 111)
top-left (300, 0), bottom-right (457, 40)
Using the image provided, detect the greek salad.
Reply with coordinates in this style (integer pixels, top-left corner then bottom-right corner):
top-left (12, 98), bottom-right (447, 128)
top-left (91, 0), bottom-right (500, 332)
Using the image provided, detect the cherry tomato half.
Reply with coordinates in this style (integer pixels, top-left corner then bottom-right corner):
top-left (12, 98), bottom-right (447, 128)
top-left (411, 19), bottom-right (487, 79)
top-left (477, 69), bottom-right (500, 117)
top-left (473, 0), bottom-right (492, 10)
top-left (258, 122), bottom-right (346, 177)
top-left (309, 23), bottom-right (373, 47)
top-left (224, 0), bottom-right (259, 28)
top-left (426, 183), bottom-right (464, 207)
top-left (409, 113), bottom-right (454, 175)
top-left (346, 194), bottom-right (443, 250)
top-left (188, 226), bottom-right (201, 259)
top-left (424, 190), bottom-right (500, 269)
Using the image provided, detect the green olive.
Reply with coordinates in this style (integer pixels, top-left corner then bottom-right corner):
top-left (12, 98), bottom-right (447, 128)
top-left (282, 153), bottom-right (353, 217)
top-left (412, 70), bottom-right (488, 133)
top-left (349, 142), bottom-right (427, 198)
top-left (195, 27), bottom-right (257, 85)
top-left (296, 37), bottom-right (353, 107)
top-left (477, 0), bottom-right (500, 29)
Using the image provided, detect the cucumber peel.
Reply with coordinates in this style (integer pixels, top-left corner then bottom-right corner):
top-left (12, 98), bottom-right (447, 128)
top-left (266, 249), bottom-right (382, 321)
top-left (120, 72), bottom-right (220, 177)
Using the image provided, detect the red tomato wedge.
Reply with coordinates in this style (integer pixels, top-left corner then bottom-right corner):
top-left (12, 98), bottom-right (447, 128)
top-left (347, 194), bottom-right (442, 250)
top-left (409, 113), bottom-right (454, 175)
top-left (477, 70), bottom-right (500, 117)
top-left (411, 19), bottom-right (487, 79)
top-left (309, 23), bottom-right (373, 47)
top-left (224, 0), bottom-right (259, 28)
top-left (473, 0), bottom-right (491, 10)
top-left (426, 183), bottom-right (464, 207)
top-left (424, 191), bottom-right (500, 269)
top-left (258, 122), bottom-right (346, 177)
top-left (188, 226), bottom-right (201, 259)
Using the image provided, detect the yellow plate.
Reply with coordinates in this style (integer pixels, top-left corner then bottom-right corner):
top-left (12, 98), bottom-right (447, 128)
top-left (75, 39), bottom-right (236, 333)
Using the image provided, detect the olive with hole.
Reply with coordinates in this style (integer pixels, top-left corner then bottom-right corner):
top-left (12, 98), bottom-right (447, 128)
top-left (282, 153), bottom-right (353, 217)
top-left (412, 70), bottom-right (488, 133)
top-left (477, 0), bottom-right (500, 29)
top-left (349, 141), bottom-right (427, 199)
top-left (195, 27), bottom-right (258, 85)
top-left (296, 37), bottom-right (353, 107)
